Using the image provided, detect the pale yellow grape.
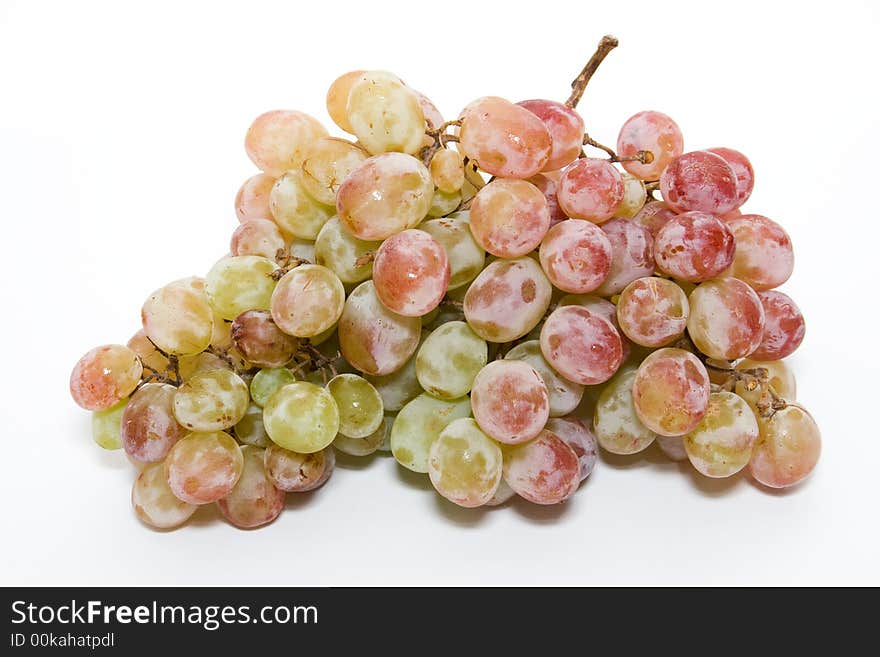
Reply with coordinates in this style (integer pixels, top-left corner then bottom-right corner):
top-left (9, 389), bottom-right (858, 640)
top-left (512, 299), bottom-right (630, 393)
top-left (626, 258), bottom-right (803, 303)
top-left (173, 369), bottom-right (249, 432)
top-left (270, 264), bottom-right (345, 338)
top-left (391, 393), bottom-right (472, 473)
top-left (594, 368), bottom-right (658, 454)
top-left (141, 277), bottom-right (214, 356)
top-left (91, 398), bottom-right (127, 450)
top-left (205, 255), bottom-right (277, 321)
top-left (615, 172), bottom-right (647, 219)
top-left (684, 391), bottom-right (759, 478)
top-left (364, 332), bottom-right (426, 412)
top-left (131, 462), bottom-right (197, 529)
top-left (427, 189), bottom-right (462, 218)
top-left (333, 417), bottom-right (387, 457)
top-left (288, 238), bottom-right (316, 264)
top-left (416, 321), bottom-right (487, 400)
top-left (314, 216), bottom-right (380, 284)
top-left (430, 148), bottom-right (465, 193)
top-left (428, 418), bottom-right (502, 508)
top-left (326, 70), bottom-right (365, 134)
top-left (327, 373), bottom-right (384, 439)
top-left (300, 137), bottom-right (369, 206)
top-left (419, 214), bottom-right (485, 290)
top-left (250, 367), bottom-right (297, 408)
top-left (177, 351), bottom-right (230, 380)
top-left (346, 70), bottom-right (425, 155)
top-left (234, 403), bottom-right (272, 448)
top-left (270, 171), bottom-right (334, 240)
top-left (244, 109), bottom-right (328, 178)
top-left (504, 340), bottom-right (584, 417)
top-left (263, 382), bottom-right (339, 453)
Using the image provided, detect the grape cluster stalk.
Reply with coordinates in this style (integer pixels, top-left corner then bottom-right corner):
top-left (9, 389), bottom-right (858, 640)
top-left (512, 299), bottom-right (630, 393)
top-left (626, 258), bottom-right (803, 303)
top-left (71, 36), bottom-right (820, 529)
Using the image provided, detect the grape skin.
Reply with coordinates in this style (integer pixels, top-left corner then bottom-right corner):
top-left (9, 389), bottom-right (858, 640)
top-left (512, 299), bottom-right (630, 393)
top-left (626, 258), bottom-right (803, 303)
top-left (91, 399), bottom-right (128, 450)
top-left (430, 149), bottom-right (465, 193)
top-left (270, 264), bottom-right (345, 338)
top-left (314, 216), bottom-right (379, 285)
top-left (427, 189), bottom-right (461, 218)
top-left (616, 172), bottom-right (648, 219)
top-left (326, 70), bottom-right (365, 134)
top-left (470, 360), bottom-right (550, 445)
top-left (263, 381), bottom-right (340, 453)
top-left (132, 462), bottom-right (197, 530)
top-left (616, 277), bottom-right (689, 348)
top-left (504, 340), bottom-right (584, 418)
top-left (749, 405), bottom-right (821, 489)
top-left (557, 158), bottom-right (624, 223)
top-left (484, 479), bottom-right (517, 507)
top-left (245, 110), bottom-right (328, 178)
top-left (469, 179), bottom-right (550, 258)
top-left (653, 211), bottom-right (736, 282)
top-left (750, 290), bottom-right (806, 361)
top-left (684, 391), bottom-right (759, 478)
top-left (593, 368), bottom-right (658, 454)
top-left (428, 418), bottom-right (503, 508)
top-left (231, 310), bottom-right (298, 368)
top-left (235, 173), bottom-right (276, 223)
top-left (660, 150), bottom-right (739, 215)
top-left (528, 174), bottom-right (568, 227)
top-left (332, 417), bottom-right (387, 457)
top-left (364, 331), bottom-right (426, 412)
top-left (631, 348), bottom-right (710, 437)
top-left (540, 306), bottom-right (623, 386)
top-left (631, 200), bottom-right (678, 237)
top-left (172, 369), bottom-right (250, 433)
top-left (300, 137), bottom-right (368, 206)
top-left (517, 99), bottom-right (585, 172)
top-left (164, 431), bottom-right (244, 505)
top-left (264, 444), bottom-right (334, 492)
top-left (723, 214), bottom-right (794, 291)
top-left (177, 351), bottom-right (230, 381)
top-left (390, 393), bottom-right (472, 473)
top-left (656, 435), bottom-right (688, 461)
top-left (594, 218), bottom-right (655, 297)
top-left (416, 321), bottom-right (487, 400)
top-left (205, 255), bottom-right (278, 321)
top-left (230, 218), bottom-right (286, 260)
top-left (250, 368), bottom-right (297, 408)
top-left (372, 229), bottom-right (450, 317)
top-left (346, 70), bottom-right (426, 156)
top-left (327, 374), bottom-right (384, 439)
top-left (70, 344), bottom-right (143, 411)
top-left (419, 215), bottom-right (486, 291)
top-left (616, 110), bottom-right (684, 181)
top-left (234, 403), bottom-right (272, 448)
top-left (217, 445), bottom-right (285, 529)
top-left (502, 429), bottom-right (580, 505)
top-left (707, 147), bottom-right (754, 206)
top-left (269, 171), bottom-right (334, 240)
top-left (539, 219), bottom-right (612, 294)
top-left (545, 417), bottom-right (598, 481)
top-left (123, 383), bottom-right (187, 462)
top-left (687, 278), bottom-right (766, 360)
top-left (142, 277), bottom-right (214, 356)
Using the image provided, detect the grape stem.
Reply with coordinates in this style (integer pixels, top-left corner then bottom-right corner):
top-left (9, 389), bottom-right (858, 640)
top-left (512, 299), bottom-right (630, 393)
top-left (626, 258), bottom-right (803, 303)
top-left (142, 337), bottom-right (182, 386)
top-left (354, 251), bottom-right (376, 268)
top-left (704, 361), bottom-right (789, 418)
top-left (565, 35), bottom-right (618, 109)
top-left (582, 133), bottom-right (653, 165)
top-left (292, 343), bottom-right (340, 380)
top-left (271, 253), bottom-right (310, 280)
top-left (420, 119), bottom-right (463, 166)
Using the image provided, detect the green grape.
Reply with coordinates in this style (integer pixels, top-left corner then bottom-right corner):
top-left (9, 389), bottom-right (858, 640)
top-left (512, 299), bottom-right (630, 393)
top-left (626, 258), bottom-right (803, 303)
top-left (427, 188), bottom-right (462, 218)
top-left (365, 332), bottom-right (426, 412)
top-left (172, 369), bottom-right (250, 432)
top-left (205, 255), bottom-right (277, 320)
top-left (390, 393), bottom-right (471, 473)
top-left (420, 214), bottom-right (485, 290)
top-left (327, 373), bottom-right (384, 438)
top-left (416, 321), bottom-right (487, 400)
top-left (593, 367), bottom-right (657, 454)
top-left (269, 170), bottom-right (334, 240)
top-left (333, 417), bottom-right (387, 456)
top-left (263, 381), bottom-right (339, 453)
top-left (234, 403), bottom-right (272, 447)
top-left (428, 417), bottom-right (502, 508)
top-left (250, 367), bottom-right (297, 408)
top-left (91, 398), bottom-right (128, 450)
top-left (314, 216), bottom-right (380, 284)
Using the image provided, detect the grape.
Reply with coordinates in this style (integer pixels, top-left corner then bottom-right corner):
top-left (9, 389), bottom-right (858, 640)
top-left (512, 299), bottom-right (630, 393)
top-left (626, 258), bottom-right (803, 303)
top-left (751, 290), bottom-right (806, 361)
top-left (364, 332), bottom-right (425, 412)
top-left (463, 256), bottom-right (552, 342)
top-left (336, 153), bottom-right (434, 241)
top-left (458, 96), bottom-right (552, 178)
top-left (556, 158), bottom-right (624, 223)
top-left (724, 214), bottom-right (794, 290)
top-left (430, 148), bottom-right (465, 193)
top-left (707, 147), bottom-right (754, 206)
top-left (230, 309), bottom-right (298, 367)
top-left (177, 351), bottom-right (230, 381)
top-left (346, 70), bottom-right (425, 155)
top-left (205, 255), bottom-right (277, 321)
top-left (545, 417), bottom-right (598, 481)
top-left (683, 391), bottom-right (759, 478)
top-left (538, 219), bottom-right (612, 293)
top-left (142, 277), bottom-right (214, 356)
top-left (631, 200), bottom-right (678, 237)
top-left (616, 111), bottom-right (684, 181)
top-left (428, 418), bottom-right (503, 508)
top-left (91, 399), bottom-right (127, 450)
top-left (616, 277), bottom-right (689, 347)
top-left (165, 431), bottom-right (244, 505)
top-left (270, 264), bottom-right (345, 338)
top-left (217, 445), bottom-right (285, 529)
top-left (504, 340), bottom-right (584, 417)
top-left (485, 479), bottom-right (517, 507)
top-left (314, 216), bottom-right (379, 284)
top-left (688, 277), bottom-right (765, 360)
top-left (502, 429), bottom-right (580, 505)
top-left (632, 348), bottom-right (710, 437)
top-left (427, 188), bottom-right (461, 218)
top-left (326, 70), bottom-right (365, 134)
top-left (416, 321), bottom-right (487, 399)
top-left (127, 329), bottom-right (169, 376)
top-left (413, 88), bottom-right (444, 136)
top-left (656, 435), bottom-right (688, 461)
top-left (122, 383), bottom-right (187, 462)
top-left (288, 238), bottom-right (316, 264)
top-left (390, 393), bottom-right (472, 473)
top-left (654, 211), bottom-right (736, 282)
top-left (264, 444), bottom-right (334, 492)
top-left (594, 218), bottom-right (655, 297)
top-left (70, 345), bottom-right (142, 411)
top-left (593, 368), bottom-right (657, 454)
top-left (245, 109), bottom-right (328, 177)
top-left (419, 215), bottom-right (485, 290)
top-left (250, 367), bottom-right (297, 408)
top-left (235, 173), bottom-right (276, 223)
top-left (540, 306), bottom-right (623, 386)
top-left (338, 280), bottom-right (421, 376)
top-left (299, 137), bottom-right (369, 206)
top-left (372, 229), bottom-right (450, 316)
top-left (131, 462), bottom-right (197, 529)
top-left (517, 99), bottom-right (585, 171)
top-left (470, 360), bottom-right (549, 444)
top-left (269, 171), bottom-right (334, 240)
top-left (378, 414), bottom-right (395, 452)
top-left (333, 416), bottom-right (387, 457)
top-left (326, 373), bottom-right (384, 439)
top-left (749, 405), bottom-right (821, 488)
top-left (529, 174), bottom-right (567, 226)
top-left (234, 403), bottom-right (272, 448)
top-left (660, 150), bottom-right (739, 214)
top-left (173, 369), bottom-right (249, 433)
top-left (616, 172), bottom-right (648, 219)
top-left (230, 218), bottom-right (285, 260)
top-left (735, 358), bottom-right (796, 400)
top-left (263, 381), bottom-right (339, 453)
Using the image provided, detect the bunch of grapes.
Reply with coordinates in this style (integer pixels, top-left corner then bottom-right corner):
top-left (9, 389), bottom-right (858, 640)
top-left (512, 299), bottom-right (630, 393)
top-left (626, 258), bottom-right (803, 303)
top-left (70, 36), bottom-right (820, 529)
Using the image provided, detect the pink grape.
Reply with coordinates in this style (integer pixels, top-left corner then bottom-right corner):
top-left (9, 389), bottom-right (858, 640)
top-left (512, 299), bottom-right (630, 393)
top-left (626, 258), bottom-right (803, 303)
top-left (244, 110), bottom-right (328, 178)
top-left (231, 310), bottom-right (299, 367)
top-left (660, 150), bottom-right (739, 214)
top-left (70, 345), bottom-right (143, 411)
top-left (372, 229), bottom-right (450, 317)
top-left (556, 158), bottom-right (624, 223)
top-left (470, 360), bottom-right (550, 444)
top-left (724, 214), bottom-right (794, 290)
top-left (632, 200), bottom-right (678, 237)
top-left (131, 463), bottom-right (197, 530)
top-left (217, 446), bottom-right (285, 529)
top-left (545, 417), bottom-right (598, 481)
top-left (264, 444), bottom-right (335, 492)
top-left (463, 256), bottom-right (552, 342)
top-left (325, 70), bottom-right (365, 134)
top-left (632, 348), bottom-right (710, 436)
top-left (616, 110), bottom-right (684, 181)
top-left (594, 218), bottom-right (655, 297)
top-left (121, 383), bottom-right (186, 463)
top-left (750, 290), bottom-right (806, 361)
top-left (653, 211), bottom-right (736, 282)
top-left (707, 147), bottom-right (754, 206)
top-left (517, 99), bottom-right (585, 171)
top-left (539, 219), bottom-right (612, 293)
top-left (616, 277), bottom-right (689, 347)
top-left (558, 293), bottom-right (632, 361)
top-left (164, 431), bottom-right (244, 505)
top-left (235, 173), bottom-right (276, 223)
top-left (270, 264), bottom-right (345, 338)
top-left (469, 179), bottom-right (550, 258)
top-left (540, 306), bottom-right (623, 386)
top-left (688, 278), bottom-right (765, 360)
top-left (458, 96), bottom-right (552, 178)
top-left (529, 174), bottom-right (568, 226)
top-left (749, 405), bottom-right (821, 489)
top-left (502, 430), bottom-right (580, 505)
top-left (230, 219), bottom-right (286, 260)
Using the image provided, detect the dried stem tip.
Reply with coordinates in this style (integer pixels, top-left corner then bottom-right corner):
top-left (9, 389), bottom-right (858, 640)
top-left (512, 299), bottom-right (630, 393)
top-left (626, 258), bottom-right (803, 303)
top-left (566, 35), bottom-right (619, 109)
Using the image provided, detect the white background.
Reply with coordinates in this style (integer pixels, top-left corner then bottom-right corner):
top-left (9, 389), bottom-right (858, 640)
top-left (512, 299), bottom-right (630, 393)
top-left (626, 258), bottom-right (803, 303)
top-left (1, 0), bottom-right (877, 586)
